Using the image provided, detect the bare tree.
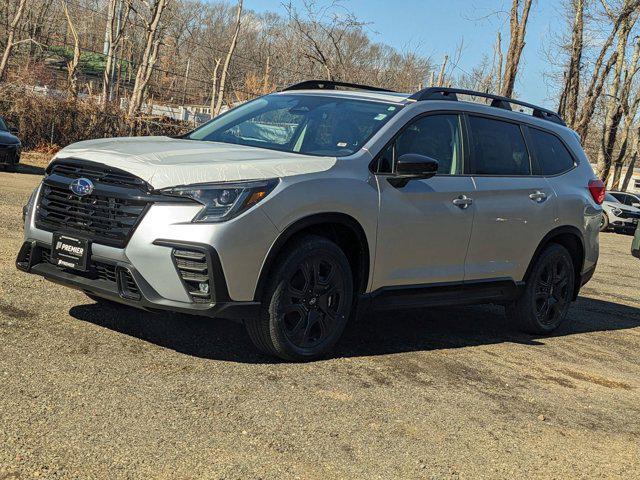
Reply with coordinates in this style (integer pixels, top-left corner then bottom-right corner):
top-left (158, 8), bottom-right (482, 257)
top-left (621, 131), bottom-right (639, 191)
top-left (0, 0), bottom-right (29, 81)
top-left (128, 0), bottom-right (170, 116)
top-left (436, 55), bottom-right (448, 87)
top-left (212, 0), bottom-right (242, 117)
top-left (573, 0), bottom-right (640, 140)
top-left (102, 0), bottom-right (131, 109)
top-left (595, 4), bottom-right (640, 181)
top-left (557, 0), bottom-right (584, 126)
top-left (60, 0), bottom-right (81, 100)
top-left (500, 0), bottom-right (533, 97)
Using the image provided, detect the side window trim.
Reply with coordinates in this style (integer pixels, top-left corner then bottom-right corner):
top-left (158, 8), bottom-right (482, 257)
top-left (371, 110), bottom-right (467, 176)
top-left (466, 113), bottom-right (533, 177)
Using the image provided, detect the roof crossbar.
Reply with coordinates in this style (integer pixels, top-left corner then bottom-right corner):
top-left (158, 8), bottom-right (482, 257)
top-left (409, 87), bottom-right (565, 126)
top-left (282, 80), bottom-right (396, 93)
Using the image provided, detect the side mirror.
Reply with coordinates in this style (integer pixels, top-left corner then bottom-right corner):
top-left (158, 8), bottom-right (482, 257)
top-left (388, 154), bottom-right (439, 188)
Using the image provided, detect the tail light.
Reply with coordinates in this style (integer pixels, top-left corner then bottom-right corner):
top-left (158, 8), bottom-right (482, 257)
top-left (588, 179), bottom-right (605, 205)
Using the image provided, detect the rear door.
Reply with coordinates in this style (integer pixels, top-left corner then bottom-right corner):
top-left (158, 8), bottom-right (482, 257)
top-left (372, 113), bottom-right (476, 290)
top-left (464, 115), bottom-right (557, 283)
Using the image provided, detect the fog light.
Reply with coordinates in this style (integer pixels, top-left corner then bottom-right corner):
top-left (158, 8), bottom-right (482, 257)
top-left (199, 282), bottom-right (210, 294)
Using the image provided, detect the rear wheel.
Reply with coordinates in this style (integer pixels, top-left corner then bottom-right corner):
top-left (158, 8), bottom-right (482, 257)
top-left (245, 235), bottom-right (353, 361)
top-left (506, 244), bottom-right (575, 334)
top-left (599, 212), bottom-right (609, 232)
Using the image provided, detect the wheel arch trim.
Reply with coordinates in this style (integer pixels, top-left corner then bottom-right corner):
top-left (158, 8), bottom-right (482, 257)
top-left (523, 225), bottom-right (586, 299)
top-left (253, 212), bottom-right (371, 301)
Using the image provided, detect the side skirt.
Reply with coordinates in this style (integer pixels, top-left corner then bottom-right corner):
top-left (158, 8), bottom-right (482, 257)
top-left (362, 279), bottom-right (525, 311)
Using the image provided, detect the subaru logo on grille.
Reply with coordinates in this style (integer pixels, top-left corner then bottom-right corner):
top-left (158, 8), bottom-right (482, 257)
top-left (69, 178), bottom-right (94, 197)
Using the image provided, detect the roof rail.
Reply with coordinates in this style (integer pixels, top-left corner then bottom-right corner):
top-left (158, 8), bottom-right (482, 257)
top-left (409, 87), bottom-right (566, 126)
top-left (282, 80), bottom-right (396, 93)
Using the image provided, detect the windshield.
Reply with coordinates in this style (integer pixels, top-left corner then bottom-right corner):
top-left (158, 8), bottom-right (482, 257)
top-left (187, 94), bottom-right (402, 157)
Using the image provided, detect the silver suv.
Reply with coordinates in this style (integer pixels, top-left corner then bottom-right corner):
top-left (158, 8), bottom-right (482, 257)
top-left (17, 82), bottom-right (603, 361)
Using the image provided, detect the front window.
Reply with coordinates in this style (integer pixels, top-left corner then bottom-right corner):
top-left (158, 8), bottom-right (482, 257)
top-left (187, 94), bottom-right (402, 157)
top-left (604, 193), bottom-right (620, 203)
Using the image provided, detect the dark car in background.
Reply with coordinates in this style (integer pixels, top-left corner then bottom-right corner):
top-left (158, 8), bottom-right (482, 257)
top-left (0, 116), bottom-right (20, 171)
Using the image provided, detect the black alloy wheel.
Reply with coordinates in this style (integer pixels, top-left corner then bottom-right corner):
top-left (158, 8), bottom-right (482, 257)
top-left (245, 235), bottom-right (353, 361)
top-left (533, 254), bottom-right (572, 327)
top-left (281, 255), bottom-right (346, 349)
top-left (506, 243), bottom-right (575, 334)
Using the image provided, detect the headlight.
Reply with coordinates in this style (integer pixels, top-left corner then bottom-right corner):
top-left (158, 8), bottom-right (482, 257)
top-left (612, 207), bottom-right (623, 216)
top-left (162, 179), bottom-right (278, 223)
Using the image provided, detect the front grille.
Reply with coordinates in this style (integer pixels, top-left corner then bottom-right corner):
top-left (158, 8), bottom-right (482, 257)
top-left (173, 249), bottom-right (213, 303)
top-left (618, 210), bottom-right (640, 219)
top-left (49, 162), bottom-right (147, 188)
top-left (40, 246), bottom-right (117, 283)
top-left (35, 160), bottom-right (152, 248)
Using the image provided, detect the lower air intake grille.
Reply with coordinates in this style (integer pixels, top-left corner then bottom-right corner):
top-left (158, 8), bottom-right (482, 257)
top-left (117, 268), bottom-right (140, 300)
top-left (173, 249), bottom-right (212, 303)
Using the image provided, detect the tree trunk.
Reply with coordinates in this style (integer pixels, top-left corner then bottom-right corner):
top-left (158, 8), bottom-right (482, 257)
top-left (0, 0), bottom-right (28, 81)
top-left (437, 55), bottom-right (448, 87)
top-left (127, 0), bottom-right (169, 117)
top-left (596, 12), bottom-right (639, 181)
top-left (61, 0), bottom-right (80, 100)
top-left (213, 0), bottom-right (243, 117)
top-left (500, 0), bottom-right (533, 97)
top-left (622, 149), bottom-right (638, 192)
top-left (209, 58), bottom-right (221, 118)
top-left (558, 0), bottom-right (584, 126)
top-left (574, 0), bottom-right (640, 140)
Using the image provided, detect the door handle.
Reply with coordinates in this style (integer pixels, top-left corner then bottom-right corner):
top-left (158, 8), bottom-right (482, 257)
top-left (453, 195), bottom-right (473, 209)
top-left (529, 191), bottom-right (548, 203)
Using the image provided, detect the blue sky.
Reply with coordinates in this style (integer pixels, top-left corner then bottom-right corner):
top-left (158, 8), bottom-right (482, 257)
top-left (243, 0), bottom-right (566, 109)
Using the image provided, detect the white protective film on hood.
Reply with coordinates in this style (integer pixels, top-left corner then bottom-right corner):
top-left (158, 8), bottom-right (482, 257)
top-left (53, 136), bottom-right (337, 189)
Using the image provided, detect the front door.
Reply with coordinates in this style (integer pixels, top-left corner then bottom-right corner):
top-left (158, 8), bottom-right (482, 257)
top-left (372, 113), bottom-right (476, 291)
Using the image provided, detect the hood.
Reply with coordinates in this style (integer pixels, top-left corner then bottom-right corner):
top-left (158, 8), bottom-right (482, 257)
top-left (0, 130), bottom-right (19, 145)
top-left (53, 136), bottom-right (337, 189)
top-left (603, 200), bottom-right (640, 213)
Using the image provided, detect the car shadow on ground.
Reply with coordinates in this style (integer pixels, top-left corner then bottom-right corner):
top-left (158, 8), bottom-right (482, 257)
top-left (69, 295), bottom-right (640, 364)
top-left (12, 163), bottom-right (46, 175)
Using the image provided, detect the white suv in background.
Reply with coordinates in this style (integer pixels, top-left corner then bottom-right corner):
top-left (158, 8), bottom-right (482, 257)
top-left (18, 81), bottom-right (602, 361)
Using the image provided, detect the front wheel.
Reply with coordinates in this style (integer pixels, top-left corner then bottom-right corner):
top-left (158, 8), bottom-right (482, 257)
top-left (599, 212), bottom-right (609, 232)
top-left (506, 244), bottom-right (575, 334)
top-left (245, 235), bottom-right (353, 361)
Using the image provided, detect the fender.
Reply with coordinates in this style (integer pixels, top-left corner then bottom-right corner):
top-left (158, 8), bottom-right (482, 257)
top-left (253, 212), bottom-right (371, 301)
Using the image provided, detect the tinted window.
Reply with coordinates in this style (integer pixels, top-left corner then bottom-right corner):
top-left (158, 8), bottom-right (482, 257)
top-left (530, 128), bottom-right (575, 175)
top-left (610, 192), bottom-right (627, 204)
top-left (469, 116), bottom-right (530, 175)
top-left (604, 193), bottom-right (620, 203)
top-left (393, 114), bottom-right (463, 174)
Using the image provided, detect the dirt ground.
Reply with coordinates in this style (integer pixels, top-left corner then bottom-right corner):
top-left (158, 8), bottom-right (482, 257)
top-left (0, 155), bottom-right (639, 479)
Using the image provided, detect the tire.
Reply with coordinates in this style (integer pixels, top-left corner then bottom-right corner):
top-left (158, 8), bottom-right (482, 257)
top-left (506, 244), bottom-right (575, 335)
top-left (599, 212), bottom-right (609, 232)
top-left (245, 235), bottom-right (354, 362)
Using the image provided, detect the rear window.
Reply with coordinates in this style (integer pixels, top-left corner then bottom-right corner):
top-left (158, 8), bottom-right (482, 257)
top-left (529, 128), bottom-right (575, 175)
top-left (468, 116), bottom-right (530, 175)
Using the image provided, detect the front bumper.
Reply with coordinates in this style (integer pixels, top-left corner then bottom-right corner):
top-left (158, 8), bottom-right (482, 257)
top-left (0, 144), bottom-right (20, 165)
top-left (19, 179), bottom-right (281, 318)
top-left (16, 240), bottom-right (260, 320)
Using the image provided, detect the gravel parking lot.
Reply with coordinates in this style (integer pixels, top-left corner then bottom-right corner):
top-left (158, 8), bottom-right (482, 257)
top-left (1, 160), bottom-right (639, 479)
